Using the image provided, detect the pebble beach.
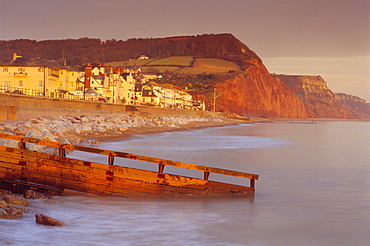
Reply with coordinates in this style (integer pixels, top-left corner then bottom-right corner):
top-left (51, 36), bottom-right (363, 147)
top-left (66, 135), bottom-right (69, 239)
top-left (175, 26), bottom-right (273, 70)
top-left (0, 115), bottom-right (241, 151)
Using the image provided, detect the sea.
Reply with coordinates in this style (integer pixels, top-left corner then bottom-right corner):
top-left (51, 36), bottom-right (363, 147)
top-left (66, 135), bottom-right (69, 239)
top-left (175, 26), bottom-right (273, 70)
top-left (1, 121), bottom-right (369, 246)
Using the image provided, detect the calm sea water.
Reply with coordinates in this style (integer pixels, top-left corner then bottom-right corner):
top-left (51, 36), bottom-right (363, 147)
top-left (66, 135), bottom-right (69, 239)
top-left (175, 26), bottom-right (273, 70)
top-left (1, 121), bottom-right (369, 246)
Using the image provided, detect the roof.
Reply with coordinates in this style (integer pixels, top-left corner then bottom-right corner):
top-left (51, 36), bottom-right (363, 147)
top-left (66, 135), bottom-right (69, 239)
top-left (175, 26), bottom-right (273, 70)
top-left (0, 57), bottom-right (79, 71)
top-left (142, 90), bottom-right (157, 97)
top-left (84, 88), bottom-right (103, 96)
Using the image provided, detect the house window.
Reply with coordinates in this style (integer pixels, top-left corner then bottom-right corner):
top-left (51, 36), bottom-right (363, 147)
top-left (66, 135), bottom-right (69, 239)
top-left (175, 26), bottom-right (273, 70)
top-left (19, 80), bottom-right (23, 87)
top-left (39, 81), bottom-right (43, 88)
top-left (3, 68), bottom-right (8, 72)
top-left (60, 71), bottom-right (63, 75)
top-left (18, 68), bottom-right (25, 72)
top-left (72, 72), bottom-right (74, 76)
top-left (38, 67), bottom-right (44, 72)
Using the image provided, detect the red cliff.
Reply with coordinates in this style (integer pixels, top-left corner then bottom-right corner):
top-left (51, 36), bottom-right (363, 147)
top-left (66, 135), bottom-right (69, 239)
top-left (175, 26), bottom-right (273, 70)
top-left (334, 93), bottom-right (370, 120)
top-left (216, 60), bottom-right (308, 118)
top-left (275, 75), bottom-right (356, 119)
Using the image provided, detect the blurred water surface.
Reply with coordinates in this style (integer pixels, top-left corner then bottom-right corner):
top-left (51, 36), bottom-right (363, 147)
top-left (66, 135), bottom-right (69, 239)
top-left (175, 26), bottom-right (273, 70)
top-left (1, 121), bottom-right (369, 246)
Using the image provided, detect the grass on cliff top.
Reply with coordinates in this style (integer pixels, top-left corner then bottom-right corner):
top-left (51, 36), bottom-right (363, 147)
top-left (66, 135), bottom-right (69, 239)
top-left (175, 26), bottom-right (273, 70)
top-left (141, 66), bottom-right (180, 73)
top-left (177, 58), bottom-right (242, 74)
top-left (106, 58), bottom-right (158, 67)
top-left (146, 56), bottom-right (194, 66)
top-left (106, 56), bottom-right (242, 74)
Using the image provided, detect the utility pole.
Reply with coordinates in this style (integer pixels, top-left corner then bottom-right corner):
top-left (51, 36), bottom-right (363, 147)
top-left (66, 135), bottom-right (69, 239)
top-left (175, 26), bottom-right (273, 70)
top-left (43, 66), bottom-right (46, 97)
top-left (213, 87), bottom-right (222, 112)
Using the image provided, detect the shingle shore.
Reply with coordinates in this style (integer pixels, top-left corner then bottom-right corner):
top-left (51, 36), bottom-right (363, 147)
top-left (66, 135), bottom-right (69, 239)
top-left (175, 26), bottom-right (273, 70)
top-left (0, 115), bottom-right (224, 152)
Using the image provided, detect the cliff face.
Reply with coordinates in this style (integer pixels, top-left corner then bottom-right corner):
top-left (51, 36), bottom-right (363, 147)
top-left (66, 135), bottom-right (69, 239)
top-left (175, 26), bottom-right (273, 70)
top-left (334, 93), bottom-right (370, 119)
top-left (216, 60), bottom-right (308, 118)
top-left (275, 75), bottom-right (355, 119)
top-left (5, 34), bottom-right (366, 119)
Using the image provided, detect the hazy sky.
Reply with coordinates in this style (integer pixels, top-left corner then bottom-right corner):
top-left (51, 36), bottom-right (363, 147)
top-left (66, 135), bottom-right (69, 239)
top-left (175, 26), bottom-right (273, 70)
top-left (1, 0), bottom-right (369, 101)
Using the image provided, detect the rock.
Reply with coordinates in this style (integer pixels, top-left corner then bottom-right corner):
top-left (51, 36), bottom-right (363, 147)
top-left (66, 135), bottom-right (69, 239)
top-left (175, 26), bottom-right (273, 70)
top-left (1, 139), bottom-right (18, 148)
top-left (80, 125), bottom-right (92, 131)
top-left (41, 129), bottom-right (57, 142)
top-left (3, 124), bottom-right (15, 132)
top-left (35, 214), bottom-right (63, 226)
top-left (0, 206), bottom-right (23, 219)
top-left (80, 116), bottom-right (89, 122)
top-left (27, 143), bottom-right (46, 153)
top-left (3, 194), bottom-right (29, 207)
top-left (0, 189), bottom-right (12, 196)
top-left (43, 198), bottom-right (57, 205)
top-left (0, 200), bottom-right (7, 208)
top-left (13, 128), bottom-right (26, 135)
top-left (25, 128), bottom-right (44, 139)
top-left (23, 190), bottom-right (51, 199)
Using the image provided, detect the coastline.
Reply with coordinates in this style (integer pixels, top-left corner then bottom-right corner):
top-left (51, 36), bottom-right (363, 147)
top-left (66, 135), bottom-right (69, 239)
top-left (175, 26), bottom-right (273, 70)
top-left (2, 114), bottom-right (364, 146)
top-left (0, 115), bottom-right (246, 147)
top-left (85, 118), bottom-right (245, 143)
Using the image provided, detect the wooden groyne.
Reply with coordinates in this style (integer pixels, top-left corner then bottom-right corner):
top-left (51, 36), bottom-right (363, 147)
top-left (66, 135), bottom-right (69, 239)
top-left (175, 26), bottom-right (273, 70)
top-left (0, 133), bottom-right (259, 198)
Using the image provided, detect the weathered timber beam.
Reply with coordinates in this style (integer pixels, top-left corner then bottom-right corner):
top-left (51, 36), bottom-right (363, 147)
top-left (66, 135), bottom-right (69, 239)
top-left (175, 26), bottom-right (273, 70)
top-left (0, 133), bottom-right (259, 181)
top-left (0, 147), bottom-right (255, 197)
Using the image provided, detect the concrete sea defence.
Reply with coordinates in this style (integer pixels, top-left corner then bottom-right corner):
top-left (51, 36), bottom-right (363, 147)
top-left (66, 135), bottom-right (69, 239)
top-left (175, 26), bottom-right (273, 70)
top-left (0, 93), bottom-right (220, 122)
top-left (0, 93), bottom-right (240, 152)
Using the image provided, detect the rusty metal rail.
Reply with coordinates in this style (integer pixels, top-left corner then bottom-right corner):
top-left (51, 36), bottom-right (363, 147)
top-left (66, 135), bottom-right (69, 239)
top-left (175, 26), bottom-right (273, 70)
top-left (0, 132), bottom-right (259, 197)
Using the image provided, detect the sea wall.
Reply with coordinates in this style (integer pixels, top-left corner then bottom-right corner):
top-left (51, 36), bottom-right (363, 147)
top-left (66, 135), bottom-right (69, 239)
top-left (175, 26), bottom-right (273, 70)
top-left (0, 94), bottom-right (220, 122)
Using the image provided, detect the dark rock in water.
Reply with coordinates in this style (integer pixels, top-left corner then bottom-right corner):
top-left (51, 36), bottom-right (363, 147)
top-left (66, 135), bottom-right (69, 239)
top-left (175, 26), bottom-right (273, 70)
top-left (24, 190), bottom-right (51, 199)
top-left (43, 198), bottom-right (57, 205)
top-left (35, 213), bottom-right (63, 226)
top-left (3, 195), bottom-right (28, 207)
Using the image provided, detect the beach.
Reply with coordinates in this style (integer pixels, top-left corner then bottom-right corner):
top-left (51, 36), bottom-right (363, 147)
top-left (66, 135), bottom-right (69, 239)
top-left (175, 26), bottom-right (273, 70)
top-left (0, 115), bottom-right (245, 146)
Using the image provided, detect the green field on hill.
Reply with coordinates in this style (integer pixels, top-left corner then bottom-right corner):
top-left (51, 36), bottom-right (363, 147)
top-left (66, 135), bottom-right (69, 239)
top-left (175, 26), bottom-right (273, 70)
top-left (106, 56), bottom-right (242, 74)
top-left (141, 66), bottom-right (180, 73)
top-left (177, 58), bottom-right (242, 74)
top-left (106, 58), bottom-right (158, 67)
top-left (146, 56), bottom-right (193, 66)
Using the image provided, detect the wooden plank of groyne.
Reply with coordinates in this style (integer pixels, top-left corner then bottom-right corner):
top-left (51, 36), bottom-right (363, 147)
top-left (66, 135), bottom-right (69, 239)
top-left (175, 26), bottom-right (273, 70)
top-left (0, 133), bottom-right (259, 181)
top-left (0, 146), bottom-right (254, 197)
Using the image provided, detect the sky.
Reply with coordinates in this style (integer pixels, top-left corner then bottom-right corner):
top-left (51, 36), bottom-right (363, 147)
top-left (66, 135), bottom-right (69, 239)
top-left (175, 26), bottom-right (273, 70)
top-left (1, 0), bottom-right (369, 101)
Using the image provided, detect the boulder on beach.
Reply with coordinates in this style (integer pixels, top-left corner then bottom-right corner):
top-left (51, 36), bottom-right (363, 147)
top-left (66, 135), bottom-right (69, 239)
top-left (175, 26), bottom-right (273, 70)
top-left (23, 190), bottom-right (51, 200)
top-left (0, 207), bottom-right (23, 219)
top-left (0, 115), bottom-right (224, 150)
top-left (0, 200), bottom-right (7, 208)
top-left (3, 194), bottom-right (29, 207)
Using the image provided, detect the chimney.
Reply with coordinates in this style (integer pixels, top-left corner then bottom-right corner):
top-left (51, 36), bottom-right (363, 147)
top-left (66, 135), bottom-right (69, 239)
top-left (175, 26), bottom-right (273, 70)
top-left (99, 63), bottom-right (105, 75)
top-left (84, 63), bottom-right (92, 89)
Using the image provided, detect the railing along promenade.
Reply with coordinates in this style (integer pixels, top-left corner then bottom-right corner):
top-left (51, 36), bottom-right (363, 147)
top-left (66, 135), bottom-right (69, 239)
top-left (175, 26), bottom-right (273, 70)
top-left (0, 86), bottom-right (77, 100)
top-left (0, 133), bottom-right (259, 198)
